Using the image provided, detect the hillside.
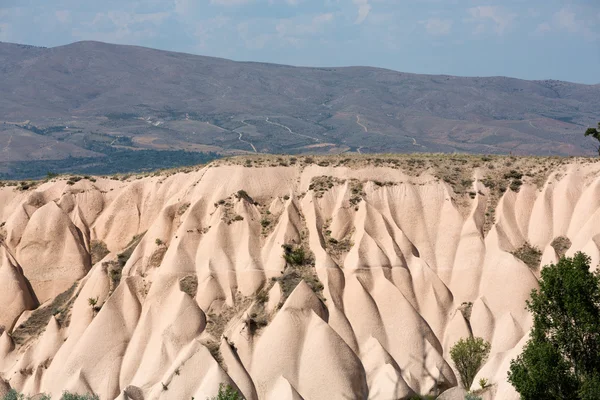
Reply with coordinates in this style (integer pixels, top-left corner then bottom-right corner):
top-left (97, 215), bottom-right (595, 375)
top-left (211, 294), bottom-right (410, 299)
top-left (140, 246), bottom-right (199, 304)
top-left (1, 154), bottom-right (600, 399)
top-left (1, 41), bottom-right (599, 178)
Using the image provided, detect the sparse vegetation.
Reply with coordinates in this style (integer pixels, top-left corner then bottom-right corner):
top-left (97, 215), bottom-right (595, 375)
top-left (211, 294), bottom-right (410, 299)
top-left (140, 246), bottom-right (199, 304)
top-left (177, 202), bottom-right (190, 216)
top-left (550, 236), bottom-right (571, 258)
top-left (349, 179), bottom-right (365, 206)
top-left (512, 242), bottom-right (542, 269)
top-left (322, 220), bottom-right (354, 261)
top-left (235, 190), bottom-right (255, 204)
top-left (459, 302), bottom-right (473, 321)
top-left (276, 244), bottom-right (324, 302)
top-left (216, 194), bottom-right (251, 224)
top-left (282, 244), bottom-right (306, 266)
top-left (117, 232), bottom-right (145, 269)
top-left (90, 240), bottom-right (110, 265)
top-left (308, 175), bottom-right (344, 198)
top-left (450, 337), bottom-right (491, 389)
top-left (60, 392), bottom-right (100, 400)
top-left (179, 275), bottom-right (198, 297)
top-left (11, 283), bottom-right (77, 345)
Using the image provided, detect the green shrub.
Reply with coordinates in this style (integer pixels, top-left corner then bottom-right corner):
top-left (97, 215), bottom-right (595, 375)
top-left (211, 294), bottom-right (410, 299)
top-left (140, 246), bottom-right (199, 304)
top-left (209, 383), bottom-right (243, 400)
top-left (282, 244), bottom-right (305, 266)
top-left (478, 377), bottom-right (489, 389)
top-left (1, 391), bottom-right (96, 400)
top-left (90, 240), bottom-right (109, 265)
top-left (508, 253), bottom-right (600, 399)
top-left (60, 393), bottom-right (100, 400)
top-left (450, 337), bottom-right (491, 389)
top-left (2, 390), bottom-right (24, 400)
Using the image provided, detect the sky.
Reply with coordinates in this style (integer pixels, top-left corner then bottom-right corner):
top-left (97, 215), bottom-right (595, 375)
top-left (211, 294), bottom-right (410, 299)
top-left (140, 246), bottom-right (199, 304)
top-left (0, 0), bottom-right (599, 84)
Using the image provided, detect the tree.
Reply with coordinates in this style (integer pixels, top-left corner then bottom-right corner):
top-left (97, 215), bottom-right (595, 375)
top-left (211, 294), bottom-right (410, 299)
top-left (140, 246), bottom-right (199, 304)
top-left (449, 336), bottom-right (491, 389)
top-left (584, 122), bottom-right (600, 155)
top-left (209, 384), bottom-right (243, 400)
top-left (508, 252), bottom-right (600, 399)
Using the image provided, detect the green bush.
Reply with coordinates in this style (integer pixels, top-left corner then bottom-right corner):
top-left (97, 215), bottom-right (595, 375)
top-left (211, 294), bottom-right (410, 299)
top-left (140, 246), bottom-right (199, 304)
top-left (1, 391), bottom-right (95, 400)
top-left (209, 383), bottom-right (243, 400)
top-left (508, 252), bottom-right (600, 399)
top-left (2, 390), bottom-right (24, 400)
top-left (450, 337), bottom-right (491, 389)
top-left (60, 393), bottom-right (99, 400)
top-left (282, 244), bottom-right (306, 266)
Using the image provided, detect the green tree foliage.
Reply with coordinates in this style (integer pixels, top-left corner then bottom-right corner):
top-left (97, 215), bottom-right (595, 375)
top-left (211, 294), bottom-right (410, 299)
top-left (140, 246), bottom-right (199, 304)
top-left (2, 391), bottom-right (94, 400)
top-left (59, 393), bottom-right (99, 400)
top-left (209, 383), bottom-right (243, 400)
top-left (584, 122), bottom-right (600, 155)
top-left (449, 337), bottom-right (491, 389)
top-left (508, 252), bottom-right (600, 399)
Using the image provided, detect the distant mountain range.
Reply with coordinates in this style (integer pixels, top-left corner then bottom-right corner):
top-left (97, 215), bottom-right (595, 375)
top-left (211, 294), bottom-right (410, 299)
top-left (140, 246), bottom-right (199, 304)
top-left (0, 40), bottom-right (599, 178)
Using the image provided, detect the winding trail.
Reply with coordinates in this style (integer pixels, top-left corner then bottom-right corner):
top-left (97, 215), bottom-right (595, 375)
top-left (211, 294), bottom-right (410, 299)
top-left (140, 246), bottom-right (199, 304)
top-left (356, 115), bottom-right (368, 133)
top-left (234, 120), bottom-right (257, 153)
top-left (265, 117), bottom-right (320, 142)
top-left (238, 132), bottom-right (257, 153)
top-left (1, 135), bottom-right (13, 162)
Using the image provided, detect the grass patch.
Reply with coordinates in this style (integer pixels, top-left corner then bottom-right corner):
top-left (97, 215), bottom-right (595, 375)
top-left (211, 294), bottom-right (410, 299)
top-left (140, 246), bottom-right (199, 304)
top-left (512, 242), bottom-right (542, 269)
top-left (322, 220), bottom-right (354, 262)
top-left (551, 236), bottom-right (572, 258)
top-left (235, 190), bottom-right (256, 205)
top-left (177, 202), bottom-right (190, 216)
top-left (148, 246), bottom-right (167, 269)
top-left (274, 244), bottom-right (324, 303)
top-left (459, 301), bottom-right (473, 321)
top-left (90, 240), bottom-right (109, 265)
top-left (179, 275), bottom-right (198, 297)
top-left (308, 176), bottom-right (344, 198)
top-left (11, 283), bottom-right (77, 345)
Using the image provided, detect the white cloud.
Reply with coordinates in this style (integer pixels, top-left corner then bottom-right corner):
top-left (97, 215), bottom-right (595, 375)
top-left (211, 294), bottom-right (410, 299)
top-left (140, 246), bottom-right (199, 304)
top-left (77, 10), bottom-right (170, 43)
top-left (237, 21), bottom-right (271, 49)
top-left (174, 0), bottom-right (192, 15)
top-left (554, 8), bottom-right (578, 32)
top-left (0, 22), bottom-right (9, 41)
top-left (535, 22), bottom-right (551, 35)
top-left (421, 18), bottom-right (453, 36)
top-left (55, 10), bottom-right (70, 24)
top-left (467, 6), bottom-right (516, 35)
top-left (194, 15), bottom-right (230, 49)
top-left (276, 12), bottom-right (333, 36)
top-left (353, 0), bottom-right (371, 24)
top-left (211, 0), bottom-right (253, 5)
top-left (534, 7), bottom-right (599, 41)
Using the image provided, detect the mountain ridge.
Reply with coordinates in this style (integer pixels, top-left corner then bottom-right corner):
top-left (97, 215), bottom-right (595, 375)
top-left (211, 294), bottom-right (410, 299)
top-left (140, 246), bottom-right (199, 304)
top-left (0, 40), bottom-right (599, 178)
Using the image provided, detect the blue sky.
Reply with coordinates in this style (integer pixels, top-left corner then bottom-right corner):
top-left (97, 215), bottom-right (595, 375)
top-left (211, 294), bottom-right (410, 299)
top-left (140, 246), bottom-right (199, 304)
top-left (0, 0), bottom-right (599, 83)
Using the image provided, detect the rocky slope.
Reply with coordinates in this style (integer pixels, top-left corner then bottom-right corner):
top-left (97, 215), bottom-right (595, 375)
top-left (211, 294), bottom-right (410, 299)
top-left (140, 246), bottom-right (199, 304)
top-left (1, 155), bottom-right (599, 399)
